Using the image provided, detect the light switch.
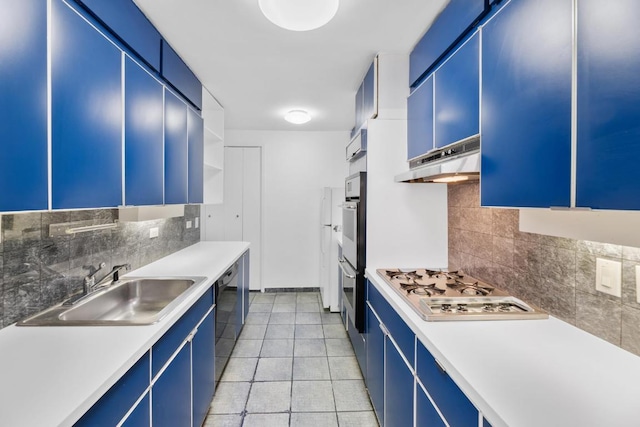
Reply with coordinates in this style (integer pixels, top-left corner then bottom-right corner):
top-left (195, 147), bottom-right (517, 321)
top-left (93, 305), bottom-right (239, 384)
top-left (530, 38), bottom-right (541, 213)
top-left (595, 258), bottom-right (621, 297)
top-left (149, 227), bottom-right (159, 238)
top-left (636, 266), bottom-right (640, 304)
top-left (186, 220), bottom-right (192, 229)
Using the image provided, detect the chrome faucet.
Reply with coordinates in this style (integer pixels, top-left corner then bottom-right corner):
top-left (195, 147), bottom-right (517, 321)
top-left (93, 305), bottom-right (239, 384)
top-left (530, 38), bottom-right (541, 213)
top-left (88, 263), bottom-right (132, 292)
top-left (63, 262), bottom-right (132, 306)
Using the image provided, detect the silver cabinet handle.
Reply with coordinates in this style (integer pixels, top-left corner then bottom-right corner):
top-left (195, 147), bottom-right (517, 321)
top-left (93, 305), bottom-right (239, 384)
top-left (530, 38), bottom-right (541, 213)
top-left (378, 322), bottom-right (390, 337)
top-left (434, 358), bottom-right (446, 374)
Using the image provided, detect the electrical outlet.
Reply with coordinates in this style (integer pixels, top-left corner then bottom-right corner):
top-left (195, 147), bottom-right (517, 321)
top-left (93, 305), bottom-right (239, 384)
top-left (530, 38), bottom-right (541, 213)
top-left (636, 266), bottom-right (640, 304)
top-left (595, 258), bottom-right (621, 297)
top-left (195, 217), bottom-right (199, 229)
top-left (149, 227), bottom-right (159, 238)
top-left (186, 220), bottom-right (192, 229)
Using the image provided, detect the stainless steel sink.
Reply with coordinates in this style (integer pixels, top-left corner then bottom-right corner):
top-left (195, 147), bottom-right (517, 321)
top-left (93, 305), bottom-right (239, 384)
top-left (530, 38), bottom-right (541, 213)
top-left (17, 276), bottom-right (207, 326)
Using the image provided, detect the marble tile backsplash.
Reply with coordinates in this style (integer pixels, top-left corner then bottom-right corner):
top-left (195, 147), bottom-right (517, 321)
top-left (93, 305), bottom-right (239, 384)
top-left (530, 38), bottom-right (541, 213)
top-left (0, 205), bottom-right (201, 329)
top-left (448, 182), bottom-right (640, 357)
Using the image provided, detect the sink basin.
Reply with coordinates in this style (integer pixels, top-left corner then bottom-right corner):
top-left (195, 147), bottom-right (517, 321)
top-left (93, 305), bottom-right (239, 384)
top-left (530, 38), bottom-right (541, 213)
top-left (17, 276), bottom-right (207, 326)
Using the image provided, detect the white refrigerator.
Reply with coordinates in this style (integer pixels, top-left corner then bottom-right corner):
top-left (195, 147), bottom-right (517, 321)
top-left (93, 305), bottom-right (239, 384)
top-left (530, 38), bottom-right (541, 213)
top-left (320, 187), bottom-right (343, 312)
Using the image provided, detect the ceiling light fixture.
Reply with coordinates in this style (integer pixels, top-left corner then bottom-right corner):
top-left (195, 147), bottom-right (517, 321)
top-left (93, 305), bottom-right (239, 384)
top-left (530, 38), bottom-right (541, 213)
top-left (284, 109), bottom-right (311, 124)
top-left (432, 175), bottom-right (470, 183)
top-left (258, 0), bottom-right (339, 31)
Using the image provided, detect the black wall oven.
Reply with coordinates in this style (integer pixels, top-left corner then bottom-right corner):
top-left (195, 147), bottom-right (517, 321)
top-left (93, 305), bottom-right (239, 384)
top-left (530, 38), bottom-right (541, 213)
top-left (340, 172), bottom-right (366, 332)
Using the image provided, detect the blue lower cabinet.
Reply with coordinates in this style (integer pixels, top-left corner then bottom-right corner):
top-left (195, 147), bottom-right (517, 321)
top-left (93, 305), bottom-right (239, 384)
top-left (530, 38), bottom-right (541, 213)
top-left (407, 75), bottom-right (434, 160)
top-left (120, 392), bottom-right (150, 427)
top-left (164, 89), bottom-right (188, 204)
top-left (365, 304), bottom-right (384, 425)
top-left (367, 281), bottom-right (415, 367)
top-left (385, 339), bottom-right (414, 427)
top-left (152, 343), bottom-right (192, 427)
top-left (416, 382), bottom-right (446, 427)
top-left (192, 308), bottom-right (216, 427)
top-left (74, 352), bottom-right (150, 427)
top-left (51, 0), bottom-right (123, 209)
top-left (417, 340), bottom-right (478, 427)
top-left (152, 288), bottom-right (213, 376)
top-left (0, 0), bottom-right (48, 212)
top-left (124, 56), bottom-right (164, 206)
top-left (242, 250), bottom-right (250, 323)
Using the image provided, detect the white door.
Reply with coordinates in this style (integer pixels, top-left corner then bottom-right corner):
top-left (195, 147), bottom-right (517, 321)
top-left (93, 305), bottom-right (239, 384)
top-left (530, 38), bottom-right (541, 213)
top-left (221, 147), bottom-right (262, 290)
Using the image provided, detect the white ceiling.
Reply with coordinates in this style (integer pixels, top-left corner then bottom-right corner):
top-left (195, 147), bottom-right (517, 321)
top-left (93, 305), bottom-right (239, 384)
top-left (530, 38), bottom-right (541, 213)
top-left (134, 0), bottom-right (449, 131)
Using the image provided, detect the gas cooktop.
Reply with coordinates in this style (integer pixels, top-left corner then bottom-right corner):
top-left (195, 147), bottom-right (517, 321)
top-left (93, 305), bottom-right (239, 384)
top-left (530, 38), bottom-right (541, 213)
top-left (377, 269), bottom-right (547, 321)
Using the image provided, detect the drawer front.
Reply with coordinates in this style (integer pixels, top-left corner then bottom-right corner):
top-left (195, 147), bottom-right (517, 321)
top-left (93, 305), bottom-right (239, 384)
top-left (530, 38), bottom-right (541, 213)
top-left (416, 340), bottom-right (478, 426)
top-left (367, 280), bottom-right (415, 367)
top-left (416, 380), bottom-right (447, 427)
top-left (74, 352), bottom-right (150, 427)
top-left (152, 286), bottom-right (213, 376)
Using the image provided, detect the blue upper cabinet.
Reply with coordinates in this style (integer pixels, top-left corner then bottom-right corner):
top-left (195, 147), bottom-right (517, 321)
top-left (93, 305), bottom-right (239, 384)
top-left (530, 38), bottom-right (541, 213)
top-left (187, 108), bottom-right (204, 204)
top-left (165, 89), bottom-right (188, 205)
top-left (73, 0), bottom-right (162, 71)
top-left (125, 56), bottom-right (164, 206)
top-left (407, 75), bottom-right (434, 160)
top-left (355, 83), bottom-right (364, 131)
top-left (162, 41), bottom-right (202, 110)
top-left (363, 62), bottom-right (376, 121)
top-left (434, 32), bottom-right (479, 149)
top-left (410, 0), bottom-right (487, 87)
top-left (51, 0), bottom-right (123, 209)
top-left (576, 0), bottom-right (640, 209)
top-left (0, 0), bottom-right (48, 212)
top-left (480, 0), bottom-right (572, 208)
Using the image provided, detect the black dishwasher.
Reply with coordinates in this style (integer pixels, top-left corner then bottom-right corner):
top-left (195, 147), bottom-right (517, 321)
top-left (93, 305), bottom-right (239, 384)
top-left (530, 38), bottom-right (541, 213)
top-left (214, 262), bottom-right (239, 383)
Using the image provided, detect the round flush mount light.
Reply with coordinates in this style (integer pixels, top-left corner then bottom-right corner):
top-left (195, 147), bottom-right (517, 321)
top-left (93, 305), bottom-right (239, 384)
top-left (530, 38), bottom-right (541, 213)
top-left (284, 110), bottom-right (311, 124)
top-left (258, 0), bottom-right (339, 31)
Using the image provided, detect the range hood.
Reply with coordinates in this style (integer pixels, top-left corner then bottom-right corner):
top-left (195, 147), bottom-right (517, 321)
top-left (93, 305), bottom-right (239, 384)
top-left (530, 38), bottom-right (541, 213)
top-left (395, 137), bottom-right (480, 183)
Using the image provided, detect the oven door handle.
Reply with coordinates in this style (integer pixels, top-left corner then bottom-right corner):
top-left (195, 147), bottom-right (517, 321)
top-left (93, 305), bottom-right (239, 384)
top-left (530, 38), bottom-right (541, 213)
top-left (338, 259), bottom-right (357, 279)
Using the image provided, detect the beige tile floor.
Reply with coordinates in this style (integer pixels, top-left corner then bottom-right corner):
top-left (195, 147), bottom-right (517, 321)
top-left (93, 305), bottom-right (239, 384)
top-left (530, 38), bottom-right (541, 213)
top-left (204, 291), bottom-right (379, 427)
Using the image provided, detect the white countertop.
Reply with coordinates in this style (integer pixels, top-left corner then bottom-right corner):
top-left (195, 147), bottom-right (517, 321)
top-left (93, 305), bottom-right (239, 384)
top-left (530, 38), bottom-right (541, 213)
top-left (366, 268), bottom-right (640, 427)
top-left (0, 241), bottom-right (249, 427)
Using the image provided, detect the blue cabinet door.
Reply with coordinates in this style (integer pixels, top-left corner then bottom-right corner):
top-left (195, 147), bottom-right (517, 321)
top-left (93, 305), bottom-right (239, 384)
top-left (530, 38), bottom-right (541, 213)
top-left (576, 0), bottom-right (640, 209)
top-left (75, 352), bottom-right (150, 427)
top-left (51, 0), bottom-right (123, 209)
top-left (0, 0), bottom-right (48, 212)
top-left (385, 339), bottom-right (414, 427)
top-left (434, 32), bottom-right (479, 149)
top-left (73, 0), bottom-right (162, 71)
top-left (124, 56), bottom-right (164, 206)
top-left (407, 75), bottom-right (434, 160)
top-left (416, 382), bottom-right (446, 427)
top-left (192, 308), bottom-right (216, 427)
top-left (410, 0), bottom-right (486, 86)
top-left (243, 251), bottom-right (250, 322)
top-left (152, 343), bottom-right (191, 427)
top-left (162, 41), bottom-right (202, 109)
top-left (365, 304), bottom-right (384, 425)
top-left (480, 0), bottom-right (572, 208)
top-left (355, 83), bottom-right (364, 131)
top-left (367, 281), bottom-right (415, 367)
top-left (120, 392), bottom-right (150, 427)
top-left (164, 89), bottom-right (188, 204)
top-left (363, 62), bottom-right (376, 120)
top-left (416, 340), bottom-right (478, 427)
top-left (187, 108), bottom-right (204, 204)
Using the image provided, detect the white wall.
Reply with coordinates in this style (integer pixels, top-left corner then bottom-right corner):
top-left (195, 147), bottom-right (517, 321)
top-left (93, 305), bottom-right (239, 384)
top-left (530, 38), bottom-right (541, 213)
top-left (366, 120), bottom-right (448, 269)
top-left (225, 130), bottom-right (347, 289)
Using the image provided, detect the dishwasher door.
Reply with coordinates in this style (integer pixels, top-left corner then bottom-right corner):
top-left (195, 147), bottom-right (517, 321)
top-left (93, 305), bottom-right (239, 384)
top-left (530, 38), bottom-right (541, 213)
top-left (214, 263), bottom-right (239, 383)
